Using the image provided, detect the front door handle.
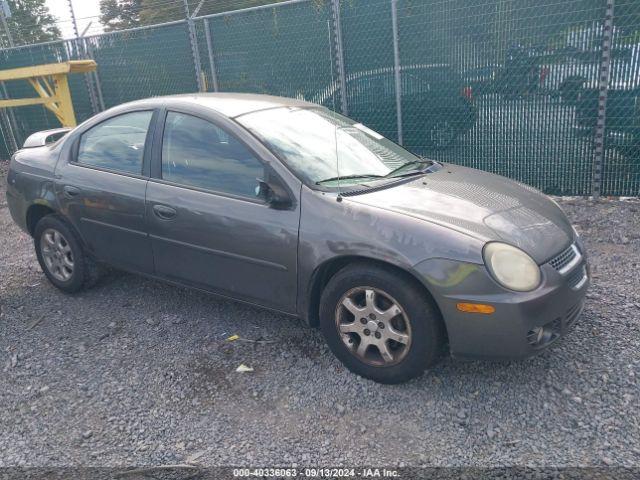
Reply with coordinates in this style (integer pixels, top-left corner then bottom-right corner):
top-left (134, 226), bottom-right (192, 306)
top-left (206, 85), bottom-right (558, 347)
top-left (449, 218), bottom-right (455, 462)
top-left (153, 204), bottom-right (177, 220)
top-left (63, 185), bottom-right (81, 198)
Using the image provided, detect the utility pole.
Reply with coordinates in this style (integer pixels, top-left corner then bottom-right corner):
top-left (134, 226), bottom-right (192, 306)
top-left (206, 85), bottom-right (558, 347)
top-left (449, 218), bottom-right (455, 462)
top-left (0, 0), bottom-right (14, 48)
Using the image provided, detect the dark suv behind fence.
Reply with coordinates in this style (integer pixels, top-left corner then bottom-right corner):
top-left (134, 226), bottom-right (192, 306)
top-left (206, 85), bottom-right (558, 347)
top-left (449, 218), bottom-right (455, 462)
top-left (575, 87), bottom-right (640, 157)
top-left (316, 64), bottom-right (477, 151)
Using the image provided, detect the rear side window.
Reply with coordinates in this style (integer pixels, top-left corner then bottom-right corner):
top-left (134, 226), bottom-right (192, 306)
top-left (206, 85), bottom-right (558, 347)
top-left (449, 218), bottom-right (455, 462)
top-left (161, 112), bottom-right (264, 198)
top-left (349, 74), bottom-right (393, 99)
top-left (403, 66), bottom-right (460, 94)
top-left (77, 111), bottom-right (153, 175)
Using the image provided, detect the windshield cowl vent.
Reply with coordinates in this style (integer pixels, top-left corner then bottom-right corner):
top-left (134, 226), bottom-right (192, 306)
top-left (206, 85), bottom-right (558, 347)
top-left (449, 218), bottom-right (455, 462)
top-left (338, 176), bottom-right (421, 197)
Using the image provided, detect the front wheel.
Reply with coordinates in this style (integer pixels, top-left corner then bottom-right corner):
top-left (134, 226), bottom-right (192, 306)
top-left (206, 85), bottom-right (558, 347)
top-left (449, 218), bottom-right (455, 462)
top-left (320, 263), bottom-right (445, 384)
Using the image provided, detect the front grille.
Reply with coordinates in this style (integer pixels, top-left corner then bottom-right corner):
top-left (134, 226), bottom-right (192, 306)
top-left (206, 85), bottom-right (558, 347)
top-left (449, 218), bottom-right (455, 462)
top-left (549, 244), bottom-right (578, 271)
top-left (567, 265), bottom-right (588, 290)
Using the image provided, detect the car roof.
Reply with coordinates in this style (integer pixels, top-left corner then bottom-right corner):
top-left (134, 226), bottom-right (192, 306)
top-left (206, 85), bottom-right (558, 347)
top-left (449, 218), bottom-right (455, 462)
top-left (121, 93), bottom-right (317, 118)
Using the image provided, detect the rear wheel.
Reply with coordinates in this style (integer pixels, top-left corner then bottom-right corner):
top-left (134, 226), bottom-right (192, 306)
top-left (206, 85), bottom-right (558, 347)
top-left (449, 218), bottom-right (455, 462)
top-left (320, 263), bottom-right (445, 384)
top-left (34, 215), bottom-right (101, 293)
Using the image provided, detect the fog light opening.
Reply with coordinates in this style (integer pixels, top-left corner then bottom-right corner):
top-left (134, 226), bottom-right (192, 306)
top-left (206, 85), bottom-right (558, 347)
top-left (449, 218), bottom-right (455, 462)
top-left (527, 320), bottom-right (560, 348)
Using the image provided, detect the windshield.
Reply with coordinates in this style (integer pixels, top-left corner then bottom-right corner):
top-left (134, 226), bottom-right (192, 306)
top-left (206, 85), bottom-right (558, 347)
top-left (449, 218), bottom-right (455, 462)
top-left (236, 107), bottom-right (424, 186)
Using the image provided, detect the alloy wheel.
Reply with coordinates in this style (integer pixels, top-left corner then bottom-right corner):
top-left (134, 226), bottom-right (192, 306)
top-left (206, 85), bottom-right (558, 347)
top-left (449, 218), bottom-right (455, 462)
top-left (40, 228), bottom-right (74, 282)
top-left (335, 287), bottom-right (412, 366)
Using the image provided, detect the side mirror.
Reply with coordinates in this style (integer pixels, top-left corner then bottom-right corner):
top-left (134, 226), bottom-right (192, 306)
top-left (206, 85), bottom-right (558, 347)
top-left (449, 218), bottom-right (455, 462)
top-left (257, 178), bottom-right (292, 209)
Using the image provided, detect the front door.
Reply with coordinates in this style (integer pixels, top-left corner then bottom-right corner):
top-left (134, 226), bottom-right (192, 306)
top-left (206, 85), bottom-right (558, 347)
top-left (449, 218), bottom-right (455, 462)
top-left (145, 110), bottom-right (300, 313)
top-left (55, 109), bottom-right (156, 273)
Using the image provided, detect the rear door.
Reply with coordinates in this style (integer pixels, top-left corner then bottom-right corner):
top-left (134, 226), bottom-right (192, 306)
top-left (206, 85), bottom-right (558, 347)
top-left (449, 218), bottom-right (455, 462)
top-left (145, 107), bottom-right (301, 313)
top-left (55, 109), bottom-right (157, 273)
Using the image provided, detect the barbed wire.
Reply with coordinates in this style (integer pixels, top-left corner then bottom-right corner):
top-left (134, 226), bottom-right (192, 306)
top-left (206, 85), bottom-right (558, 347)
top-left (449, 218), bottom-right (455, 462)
top-left (1, 0), bottom-right (304, 43)
top-left (3, 0), bottom-right (183, 34)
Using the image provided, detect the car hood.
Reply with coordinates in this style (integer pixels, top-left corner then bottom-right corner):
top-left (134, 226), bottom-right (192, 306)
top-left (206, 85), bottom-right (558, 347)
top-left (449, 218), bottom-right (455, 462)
top-left (346, 164), bottom-right (573, 264)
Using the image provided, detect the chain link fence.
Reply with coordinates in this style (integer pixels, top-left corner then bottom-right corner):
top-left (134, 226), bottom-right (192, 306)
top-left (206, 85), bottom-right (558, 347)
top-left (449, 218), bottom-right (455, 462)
top-left (0, 0), bottom-right (638, 196)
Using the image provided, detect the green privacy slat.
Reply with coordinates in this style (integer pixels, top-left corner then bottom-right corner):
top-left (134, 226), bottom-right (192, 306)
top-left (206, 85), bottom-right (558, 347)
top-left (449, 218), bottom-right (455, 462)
top-left (600, 0), bottom-right (640, 196)
top-left (394, 0), bottom-right (606, 196)
top-left (201, 2), bottom-right (333, 99)
top-left (0, 0), bottom-right (638, 196)
top-left (0, 117), bottom-right (11, 158)
top-left (340, 0), bottom-right (398, 142)
top-left (86, 22), bottom-right (197, 108)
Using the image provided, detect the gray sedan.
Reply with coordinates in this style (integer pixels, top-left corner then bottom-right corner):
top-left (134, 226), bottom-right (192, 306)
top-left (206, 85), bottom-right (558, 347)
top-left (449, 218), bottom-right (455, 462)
top-left (5, 93), bottom-right (589, 383)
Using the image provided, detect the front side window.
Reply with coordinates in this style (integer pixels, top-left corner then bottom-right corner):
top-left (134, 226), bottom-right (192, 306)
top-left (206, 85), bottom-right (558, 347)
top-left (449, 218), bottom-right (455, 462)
top-left (161, 112), bottom-right (265, 198)
top-left (77, 111), bottom-right (153, 174)
top-left (237, 107), bottom-right (422, 186)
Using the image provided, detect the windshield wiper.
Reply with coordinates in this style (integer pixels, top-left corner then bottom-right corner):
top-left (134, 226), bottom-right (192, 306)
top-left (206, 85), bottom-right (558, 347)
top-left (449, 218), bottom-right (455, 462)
top-left (385, 159), bottom-right (434, 178)
top-left (316, 174), bottom-right (385, 185)
top-left (316, 159), bottom-right (438, 185)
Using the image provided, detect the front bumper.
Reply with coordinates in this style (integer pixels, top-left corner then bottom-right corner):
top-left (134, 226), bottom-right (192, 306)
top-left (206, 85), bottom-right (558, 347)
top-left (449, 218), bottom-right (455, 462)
top-left (414, 245), bottom-right (589, 360)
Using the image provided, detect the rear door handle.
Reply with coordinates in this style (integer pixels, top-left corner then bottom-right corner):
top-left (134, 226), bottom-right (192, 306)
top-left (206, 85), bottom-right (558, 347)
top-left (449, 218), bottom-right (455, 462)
top-left (153, 204), bottom-right (177, 220)
top-left (63, 185), bottom-right (81, 198)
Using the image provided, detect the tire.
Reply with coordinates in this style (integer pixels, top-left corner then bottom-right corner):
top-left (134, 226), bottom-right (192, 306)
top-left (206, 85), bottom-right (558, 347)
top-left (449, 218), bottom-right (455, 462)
top-left (34, 214), bottom-right (101, 293)
top-left (319, 263), bottom-right (445, 384)
top-left (428, 120), bottom-right (457, 150)
top-left (559, 76), bottom-right (585, 106)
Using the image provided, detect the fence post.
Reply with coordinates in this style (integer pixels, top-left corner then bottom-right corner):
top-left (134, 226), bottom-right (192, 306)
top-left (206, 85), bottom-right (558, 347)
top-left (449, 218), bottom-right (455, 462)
top-left (0, 111), bottom-right (14, 154)
top-left (391, 0), bottom-right (403, 145)
top-left (0, 104), bottom-right (18, 153)
top-left (64, 2), bottom-right (100, 116)
top-left (77, 39), bottom-right (100, 115)
top-left (592, 0), bottom-right (615, 199)
top-left (330, 0), bottom-right (348, 115)
top-left (187, 18), bottom-right (205, 92)
top-left (0, 82), bottom-right (20, 151)
top-left (84, 39), bottom-right (105, 111)
top-left (182, 0), bottom-right (205, 92)
top-left (204, 18), bottom-right (219, 92)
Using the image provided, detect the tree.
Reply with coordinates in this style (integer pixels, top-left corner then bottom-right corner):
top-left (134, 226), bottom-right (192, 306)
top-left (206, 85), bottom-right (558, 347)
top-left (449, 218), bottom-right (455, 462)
top-left (137, 0), bottom-right (182, 26)
top-left (0, 0), bottom-right (60, 47)
top-left (97, 0), bottom-right (315, 31)
top-left (100, 0), bottom-right (144, 32)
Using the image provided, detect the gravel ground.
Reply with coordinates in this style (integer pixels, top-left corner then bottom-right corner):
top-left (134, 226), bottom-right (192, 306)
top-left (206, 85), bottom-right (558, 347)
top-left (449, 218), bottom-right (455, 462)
top-left (1, 160), bottom-right (639, 470)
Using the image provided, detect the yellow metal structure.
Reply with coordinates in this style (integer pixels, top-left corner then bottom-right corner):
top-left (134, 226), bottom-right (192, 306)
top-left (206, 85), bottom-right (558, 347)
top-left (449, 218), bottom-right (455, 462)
top-left (0, 60), bottom-right (97, 128)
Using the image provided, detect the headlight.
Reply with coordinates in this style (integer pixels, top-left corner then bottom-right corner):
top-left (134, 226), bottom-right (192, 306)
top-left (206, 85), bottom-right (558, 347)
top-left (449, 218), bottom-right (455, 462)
top-left (483, 242), bottom-right (541, 292)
